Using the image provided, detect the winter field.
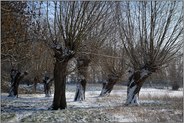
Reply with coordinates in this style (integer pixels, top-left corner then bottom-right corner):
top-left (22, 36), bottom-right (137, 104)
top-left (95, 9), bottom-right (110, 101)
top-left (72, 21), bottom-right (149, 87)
top-left (1, 84), bottom-right (183, 122)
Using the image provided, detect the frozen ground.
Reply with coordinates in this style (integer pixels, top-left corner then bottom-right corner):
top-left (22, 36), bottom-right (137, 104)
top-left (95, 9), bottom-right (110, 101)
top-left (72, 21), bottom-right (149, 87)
top-left (1, 84), bottom-right (183, 122)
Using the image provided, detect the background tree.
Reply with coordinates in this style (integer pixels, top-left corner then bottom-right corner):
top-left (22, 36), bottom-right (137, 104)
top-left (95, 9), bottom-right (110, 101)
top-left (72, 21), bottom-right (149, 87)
top-left (1, 1), bottom-right (32, 70)
top-left (1, 1), bottom-right (33, 96)
top-left (42, 72), bottom-right (54, 97)
top-left (1, 1), bottom-right (54, 94)
top-left (8, 69), bottom-right (28, 97)
top-left (73, 5), bottom-right (114, 101)
top-left (99, 35), bottom-right (126, 97)
top-left (116, 1), bottom-right (183, 105)
top-left (167, 53), bottom-right (183, 90)
top-left (74, 55), bottom-right (90, 101)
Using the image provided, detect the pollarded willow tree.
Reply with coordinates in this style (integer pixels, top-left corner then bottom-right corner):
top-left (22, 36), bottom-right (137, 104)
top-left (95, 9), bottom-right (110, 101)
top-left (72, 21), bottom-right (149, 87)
top-left (99, 32), bottom-right (127, 97)
top-left (1, 1), bottom-right (31, 97)
top-left (42, 1), bottom-right (112, 110)
top-left (73, 6), bottom-right (114, 101)
top-left (167, 53), bottom-right (183, 90)
top-left (99, 46), bottom-right (126, 97)
top-left (116, 1), bottom-right (183, 105)
top-left (74, 55), bottom-right (90, 101)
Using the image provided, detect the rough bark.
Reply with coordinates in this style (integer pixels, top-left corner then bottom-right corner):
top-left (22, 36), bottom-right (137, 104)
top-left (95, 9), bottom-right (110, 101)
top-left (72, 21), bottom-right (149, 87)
top-left (8, 69), bottom-right (28, 97)
top-left (74, 79), bottom-right (86, 101)
top-left (99, 75), bottom-right (119, 97)
top-left (43, 76), bottom-right (54, 97)
top-left (50, 61), bottom-right (68, 110)
top-left (125, 69), bottom-right (151, 105)
top-left (74, 56), bottom-right (90, 101)
top-left (49, 46), bottom-right (75, 110)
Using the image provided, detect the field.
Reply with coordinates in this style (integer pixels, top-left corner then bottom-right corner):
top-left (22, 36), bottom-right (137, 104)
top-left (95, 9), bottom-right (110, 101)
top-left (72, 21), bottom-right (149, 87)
top-left (1, 84), bottom-right (183, 122)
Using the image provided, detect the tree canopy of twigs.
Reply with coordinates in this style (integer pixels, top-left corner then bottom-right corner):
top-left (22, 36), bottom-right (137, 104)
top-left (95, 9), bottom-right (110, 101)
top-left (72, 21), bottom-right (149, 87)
top-left (43, 1), bottom-right (112, 54)
top-left (1, 1), bottom-right (32, 67)
top-left (116, 1), bottom-right (183, 72)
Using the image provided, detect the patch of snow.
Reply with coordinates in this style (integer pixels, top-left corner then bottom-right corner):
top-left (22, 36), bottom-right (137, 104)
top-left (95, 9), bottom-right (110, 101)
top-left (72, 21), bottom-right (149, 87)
top-left (128, 70), bottom-right (134, 79)
top-left (140, 88), bottom-right (183, 97)
top-left (13, 112), bottom-right (33, 122)
top-left (46, 79), bottom-right (51, 84)
top-left (140, 69), bottom-right (150, 78)
top-left (126, 85), bottom-right (139, 105)
top-left (111, 114), bottom-right (133, 122)
top-left (56, 44), bottom-right (61, 49)
top-left (140, 100), bottom-right (166, 104)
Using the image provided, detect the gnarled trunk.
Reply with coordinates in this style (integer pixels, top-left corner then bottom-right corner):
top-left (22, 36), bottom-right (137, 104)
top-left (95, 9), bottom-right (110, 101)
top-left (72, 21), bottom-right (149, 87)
top-left (99, 75), bottom-right (119, 97)
top-left (8, 69), bottom-right (28, 97)
top-left (74, 56), bottom-right (90, 101)
top-left (125, 69), bottom-right (151, 105)
top-left (74, 79), bottom-right (86, 101)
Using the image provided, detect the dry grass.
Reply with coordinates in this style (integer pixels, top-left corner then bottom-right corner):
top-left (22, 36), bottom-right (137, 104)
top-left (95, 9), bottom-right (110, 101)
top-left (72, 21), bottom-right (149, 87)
top-left (1, 84), bottom-right (183, 122)
top-left (140, 93), bottom-right (181, 100)
top-left (103, 93), bottom-right (183, 122)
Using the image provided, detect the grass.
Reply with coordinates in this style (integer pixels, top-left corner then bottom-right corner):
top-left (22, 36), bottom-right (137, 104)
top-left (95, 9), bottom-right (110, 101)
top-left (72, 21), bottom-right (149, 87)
top-left (104, 93), bottom-right (183, 122)
top-left (1, 112), bottom-right (16, 122)
top-left (1, 84), bottom-right (183, 122)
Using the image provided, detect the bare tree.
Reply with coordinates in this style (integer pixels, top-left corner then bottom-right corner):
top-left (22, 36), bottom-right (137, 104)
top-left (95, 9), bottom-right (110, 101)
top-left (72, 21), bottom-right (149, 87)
top-left (167, 53), bottom-right (183, 90)
top-left (1, 1), bottom-right (32, 68)
top-left (74, 55), bottom-right (90, 101)
top-left (42, 72), bottom-right (54, 97)
top-left (1, 2), bottom-right (34, 97)
top-left (99, 41), bottom-right (126, 97)
top-left (116, 1), bottom-right (183, 105)
top-left (8, 69), bottom-right (28, 97)
top-left (73, 5), bottom-right (114, 101)
top-left (41, 1), bottom-right (111, 110)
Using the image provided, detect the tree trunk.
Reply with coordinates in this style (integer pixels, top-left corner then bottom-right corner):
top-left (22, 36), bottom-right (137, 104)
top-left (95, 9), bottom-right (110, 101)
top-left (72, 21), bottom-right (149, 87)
top-left (125, 69), bottom-right (151, 105)
top-left (50, 61), bottom-right (68, 110)
top-left (172, 81), bottom-right (180, 90)
top-left (33, 82), bottom-right (37, 93)
top-left (49, 46), bottom-right (75, 110)
top-left (33, 76), bottom-right (39, 93)
top-left (74, 56), bottom-right (90, 101)
top-left (44, 78), bottom-right (54, 97)
top-left (99, 75), bottom-right (118, 97)
top-left (8, 70), bottom-right (28, 97)
top-left (74, 79), bottom-right (86, 101)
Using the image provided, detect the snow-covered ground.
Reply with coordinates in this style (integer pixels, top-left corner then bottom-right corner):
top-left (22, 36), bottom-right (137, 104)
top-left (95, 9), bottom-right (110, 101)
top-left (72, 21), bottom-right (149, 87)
top-left (1, 84), bottom-right (183, 122)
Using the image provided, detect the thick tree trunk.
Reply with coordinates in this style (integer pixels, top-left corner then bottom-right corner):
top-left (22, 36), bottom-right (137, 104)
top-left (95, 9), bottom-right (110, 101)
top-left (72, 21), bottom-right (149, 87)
top-left (74, 79), bottom-right (86, 101)
top-left (125, 69), bottom-right (151, 105)
top-left (74, 56), bottom-right (90, 101)
top-left (49, 46), bottom-right (75, 110)
top-left (99, 79), bottom-right (117, 97)
top-left (8, 70), bottom-right (28, 97)
top-left (50, 61), bottom-right (67, 110)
